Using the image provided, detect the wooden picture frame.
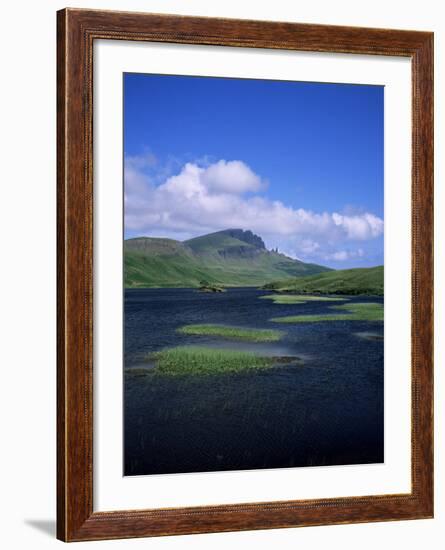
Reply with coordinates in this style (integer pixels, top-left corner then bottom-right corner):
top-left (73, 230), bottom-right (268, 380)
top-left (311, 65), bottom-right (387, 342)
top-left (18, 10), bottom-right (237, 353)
top-left (57, 8), bottom-right (434, 542)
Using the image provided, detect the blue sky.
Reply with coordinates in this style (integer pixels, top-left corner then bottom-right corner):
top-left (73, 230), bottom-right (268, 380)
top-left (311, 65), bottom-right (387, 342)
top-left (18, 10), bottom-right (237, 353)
top-left (124, 73), bottom-right (384, 268)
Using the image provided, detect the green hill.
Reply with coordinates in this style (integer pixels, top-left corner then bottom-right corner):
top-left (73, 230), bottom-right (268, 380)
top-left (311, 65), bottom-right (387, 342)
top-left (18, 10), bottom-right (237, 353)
top-left (124, 229), bottom-right (331, 288)
top-left (262, 265), bottom-right (384, 295)
top-left (185, 229), bottom-right (266, 255)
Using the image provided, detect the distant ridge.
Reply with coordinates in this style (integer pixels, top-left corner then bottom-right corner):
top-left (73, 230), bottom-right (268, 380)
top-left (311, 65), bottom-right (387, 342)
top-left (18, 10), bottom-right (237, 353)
top-left (124, 228), bottom-right (331, 288)
top-left (186, 228), bottom-right (266, 250)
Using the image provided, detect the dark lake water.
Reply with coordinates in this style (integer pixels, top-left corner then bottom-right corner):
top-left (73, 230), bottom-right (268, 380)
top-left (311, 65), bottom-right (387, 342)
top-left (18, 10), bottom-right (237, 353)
top-left (124, 287), bottom-right (384, 476)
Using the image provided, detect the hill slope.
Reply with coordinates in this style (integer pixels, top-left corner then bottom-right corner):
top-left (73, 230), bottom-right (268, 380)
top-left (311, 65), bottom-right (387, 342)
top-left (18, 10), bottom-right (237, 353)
top-left (263, 266), bottom-right (384, 295)
top-left (124, 229), bottom-right (330, 288)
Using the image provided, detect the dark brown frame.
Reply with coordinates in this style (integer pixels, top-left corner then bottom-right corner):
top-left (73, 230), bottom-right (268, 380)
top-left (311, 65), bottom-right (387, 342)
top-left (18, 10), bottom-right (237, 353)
top-left (57, 8), bottom-right (434, 542)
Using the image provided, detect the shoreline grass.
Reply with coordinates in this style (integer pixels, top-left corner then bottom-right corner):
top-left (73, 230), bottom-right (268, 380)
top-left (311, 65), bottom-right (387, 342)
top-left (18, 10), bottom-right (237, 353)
top-left (271, 302), bottom-right (383, 323)
top-left (177, 324), bottom-right (284, 342)
top-left (260, 294), bottom-right (347, 305)
top-left (151, 346), bottom-right (273, 375)
top-left (262, 266), bottom-right (383, 296)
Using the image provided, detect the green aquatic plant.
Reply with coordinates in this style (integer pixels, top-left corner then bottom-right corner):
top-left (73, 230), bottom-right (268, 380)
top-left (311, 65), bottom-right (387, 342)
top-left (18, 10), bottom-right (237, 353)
top-left (271, 302), bottom-right (383, 323)
top-left (260, 294), bottom-right (347, 304)
top-left (177, 324), bottom-right (284, 342)
top-left (151, 346), bottom-right (273, 375)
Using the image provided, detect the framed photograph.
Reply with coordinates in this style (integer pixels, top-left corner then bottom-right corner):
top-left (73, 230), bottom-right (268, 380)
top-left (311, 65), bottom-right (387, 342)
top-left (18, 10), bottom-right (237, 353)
top-left (57, 8), bottom-right (433, 542)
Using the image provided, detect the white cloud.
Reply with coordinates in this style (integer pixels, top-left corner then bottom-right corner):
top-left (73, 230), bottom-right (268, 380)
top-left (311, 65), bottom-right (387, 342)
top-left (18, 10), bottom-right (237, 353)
top-left (201, 159), bottom-right (264, 194)
top-left (124, 156), bottom-right (383, 263)
top-left (329, 250), bottom-right (349, 261)
top-left (324, 248), bottom-right (366, 262)
top-left (300, 239), bottom-right (321, 254)
top-left (332, 212), bottom-right (383, 240)
top-left (125, 151), bottom-right (157, 170)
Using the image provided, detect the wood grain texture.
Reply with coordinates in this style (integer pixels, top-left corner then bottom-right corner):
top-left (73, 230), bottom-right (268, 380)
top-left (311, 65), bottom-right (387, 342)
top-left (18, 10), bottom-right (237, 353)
top-left (57, 8), bottom-right (434, 542)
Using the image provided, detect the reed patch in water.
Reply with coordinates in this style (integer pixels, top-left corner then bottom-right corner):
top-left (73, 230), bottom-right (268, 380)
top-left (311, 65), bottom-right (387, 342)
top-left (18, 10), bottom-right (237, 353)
top-left (260, 294), bottom-right (347, 305)
top-left (177, 324), bottom-right (284, 342)
top-left (271, 302), bottom-right (383, 323)
top-left (151, 346), bottom-right (273, 375)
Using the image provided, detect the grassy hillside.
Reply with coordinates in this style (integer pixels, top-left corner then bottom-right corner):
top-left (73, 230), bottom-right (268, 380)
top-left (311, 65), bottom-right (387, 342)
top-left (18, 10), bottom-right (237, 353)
top-left (185, 229), bottom-right (265, 255)
top-left (263, 266), bottom-right (384, 295)
top-left (124, 229), bottom-right (330, 288)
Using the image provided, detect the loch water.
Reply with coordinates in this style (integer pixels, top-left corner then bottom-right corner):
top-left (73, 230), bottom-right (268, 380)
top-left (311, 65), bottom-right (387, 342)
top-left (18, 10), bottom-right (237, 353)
top-left (124, 287), bottom-right (384, 476)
